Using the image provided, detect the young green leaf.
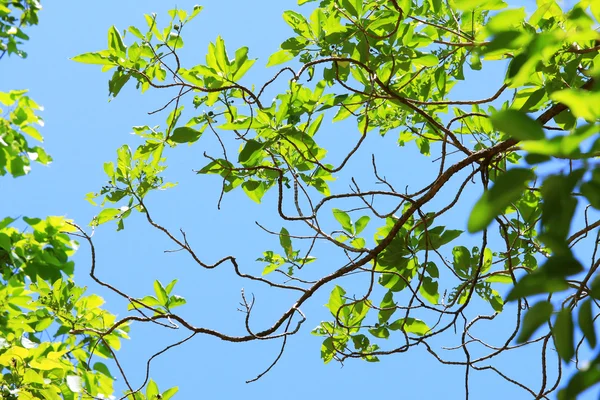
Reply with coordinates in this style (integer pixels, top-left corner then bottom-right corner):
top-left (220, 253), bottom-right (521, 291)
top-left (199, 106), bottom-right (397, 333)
top-left (107, 26), bottom-right (126, 56)
top-left (354, 216), bottom-right (370, 235)
top-left (154, 280), bottom-right (169, 306)
top-left (267, 49), bottom-right (294, 67)
top-left (71, 51), bottom-right (115, 65)
top-left (332, 208), bottom-right (353, 234)
top-left (146, 379), bottom-right (159, 399)
top-left (94, 208), bottom-right (121, 225)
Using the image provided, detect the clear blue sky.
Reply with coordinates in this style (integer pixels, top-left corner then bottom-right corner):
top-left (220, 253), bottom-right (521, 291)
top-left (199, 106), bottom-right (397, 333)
top-left (2, 1), bottom-right (595, 399)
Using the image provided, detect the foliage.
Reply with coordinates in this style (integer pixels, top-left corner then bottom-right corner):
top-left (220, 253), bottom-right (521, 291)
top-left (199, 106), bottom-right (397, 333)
top-left (4, 0), bottom-right (600, 399)
top-left (0, 216), bottom-right (125, 400)
top-left (1, 2), bottom-right (127, 400)
top-left (0, 0), bottom-right (47, 177)
top-left (0, 89), bottom-right (49, 177)
top-left (0, 0), bottom-right (41, 59)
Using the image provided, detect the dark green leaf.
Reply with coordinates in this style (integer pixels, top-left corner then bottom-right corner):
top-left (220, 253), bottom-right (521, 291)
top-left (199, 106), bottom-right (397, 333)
top-left (506, 273), bottom-right (569, 301)
top-left (553, 307), bottom-right (574, 362)
top-left (516, 301), bottom-right (553, 343)
top-left (279, 227), bottom-right (293, 258)
top-left (389, 317), bottom-right (430, 336)
top-left (578, 299), bottom-right (597, 349)
top-left (468, 168), bottom-right (534, 232)
top-left (170, 127), bottom-right (202, 143)
top-left (560, 361), bottom-right (600, 400)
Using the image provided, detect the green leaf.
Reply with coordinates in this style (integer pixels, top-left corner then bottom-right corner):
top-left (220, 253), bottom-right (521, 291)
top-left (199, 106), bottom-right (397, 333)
top-left (516, 301), bottom-right (553, 343)
top-left (412, 54), bottom-right (439, 67)
top-left (170, 127), bottom-right (202, 143)
top-left (108, 26), bottom-right (126, 56)
top-left (321, 337), bottom-right (336, 363)
top-left (560, 361), bottom-right (600, 400)
top-left (279, 227), bottom-right (293, 258)
top-left (368, 326), bottom-right (390, 338)
top-left (188, 5), bottom-right (203, 22)
top-left (481, 248), bottom-right (493, 274)
top-left (468, 168), bottom-right (534, 232)
top-left (233, 57), bottom-right (256, 81)
top-left (389, 317), bottom-right (430, 336)
top-left (108, 69), bottom-right (130, 98)
top-left (154, 280), bottom-right (169, 306)
top-left (491, 110), bottom-right (545, 140)
top-left (354, 216), bottom-right (370, 235)
top-left (351, 237), bottom-right (365, 248)
top-left (169, 295), bottom-right (186, 309)
top-left (127, 295), bottom-right (161, 310)
top-left (327, 285), bottom-right (346, 317)
top-left (486, 273), bottom-right (513, 284)
top-left (71, 51), bottom-right (114, 65)
top-left (94, 208), bottom-right (121, 225)
top-left (146, 379), bottom-right (159, 399)
top-left (578, 299), bottom-right (597, 349)
top-left (550, 89), bottom-right (600, 122)
top-left (505, 254), bottom-right (582, 301)
top-left (419, 276), bottom-right (439, 304)
top-left (162, 387), bottom-right (179, 400)
top-left (238, 140), bottom-right (265, 166)
top-left (0, 216), bottom-right (15, 230)
top-left (378, 290), bottom-right (396, 324)
top-left (283, 10), bottom-right (312, 38)
top-left (332, 208), bottom-right (353, 234)
top-left (452, 246), bottom-right (471, 276)
top-left (165, 279), bottom-right (178, 295)
top-left (242, 180), bottom-right (267, 203)
top-left (453, 0), bottom-right (506, 11)
top-left (267, 49), bottom-right (294, 67)
top-left (553, 307), bottom-right (575, 362)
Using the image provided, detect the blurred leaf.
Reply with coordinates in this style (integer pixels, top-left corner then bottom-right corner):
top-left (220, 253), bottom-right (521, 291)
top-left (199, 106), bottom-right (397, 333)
top-left (553, 307), bottom-right (575, 362)
top-left (517, 301), bottom-right (553, 343)
top-left (578, 299), bottom-right (597, 349)
top-left (550, 89), bottom-right (600, 122)
top-left (468, 168), bottom-right (534, 232)
top-left (491, 110), bottom-right (544, 141)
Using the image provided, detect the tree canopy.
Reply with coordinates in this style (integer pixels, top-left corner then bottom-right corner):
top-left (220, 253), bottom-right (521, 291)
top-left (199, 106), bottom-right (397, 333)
top-left (2, 0), bottom-right (600, 399)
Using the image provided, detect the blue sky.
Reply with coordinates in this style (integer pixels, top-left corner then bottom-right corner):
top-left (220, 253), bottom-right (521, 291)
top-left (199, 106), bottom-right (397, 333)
top-left (2, 1), bottom-right (596, 399)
